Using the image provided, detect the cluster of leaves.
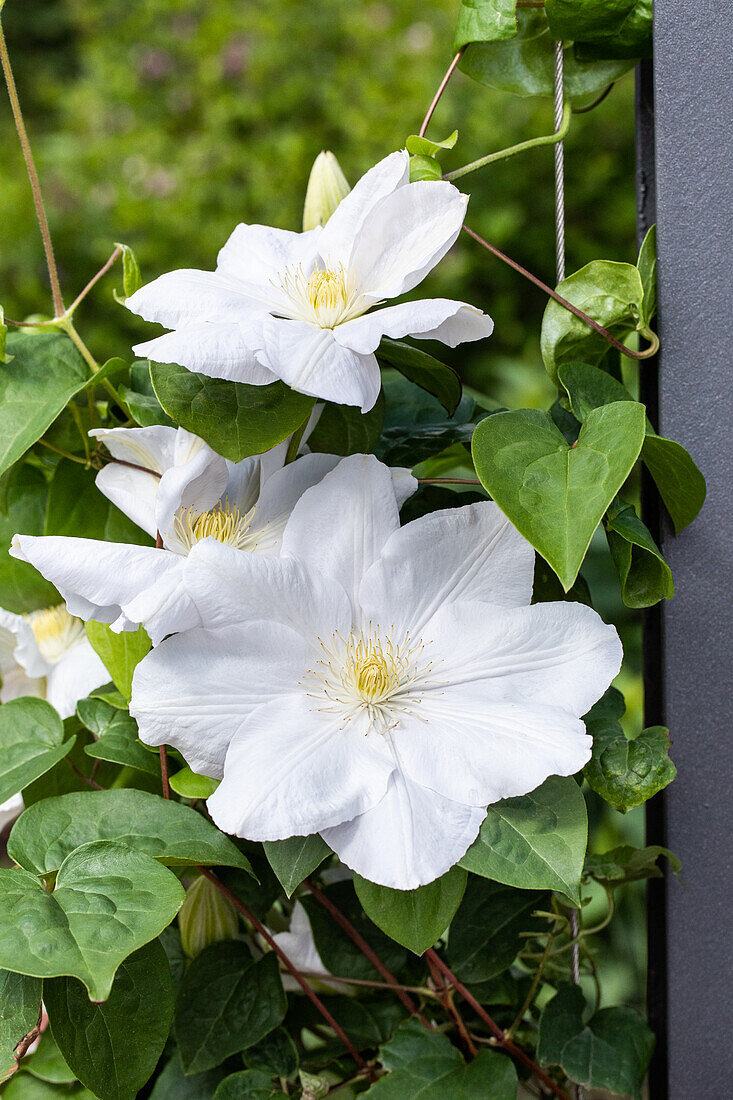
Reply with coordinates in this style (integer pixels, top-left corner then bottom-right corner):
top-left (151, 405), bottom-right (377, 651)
top-left (0, 0), bottom-right (699, 1098)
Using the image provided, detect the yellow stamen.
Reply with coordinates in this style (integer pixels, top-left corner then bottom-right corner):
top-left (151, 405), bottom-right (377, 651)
top-left (276, 262), bottom-right (371, 329)
top-left (172, 501), bottom-right (273, 553)
top-left (25, 604), bottom-right (85, 664)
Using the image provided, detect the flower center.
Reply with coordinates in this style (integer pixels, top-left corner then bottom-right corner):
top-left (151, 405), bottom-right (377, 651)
top-left (173, 501), bottom-right (272, 554)
top-left (25, 604), bottom-right (86, 664)
top-left (305, 627), bottom-right (439, 732)
top-left (277, 262), bottom-right (371, 329)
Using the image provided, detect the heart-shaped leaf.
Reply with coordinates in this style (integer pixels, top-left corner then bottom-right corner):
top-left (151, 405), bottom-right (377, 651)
top-left (353, 868), bottom-right (467, 955)
top-left (263, 835), bottom-right (331, 898)
top-left (0, 841), bottom-right (184, 1001)
top-left (446, 880), bottom-right (546, 983)
top-left (472, 401), bottom-right (646, 588)
top-left (605, 498), bottom-right (674, 607)
top-left (454, 0), bottom-right (519, 49)
top-left (0, 969), bottom-right (42, 1083)
top-left (459, 776), bottom-right (587, 905)
top-left (0, 698), bottom-right (76, 806)
top-left (307, 391), bottom-right (385, 456)
top-left (0, 465), bottom-right (59, 613)
top-left (76, 697), bottom-right (159, 776)
top-left (8, 789), bottom-right (253, 876)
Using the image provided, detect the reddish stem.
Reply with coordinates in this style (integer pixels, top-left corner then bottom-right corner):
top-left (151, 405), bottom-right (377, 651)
top-left (159, 745), bottom-right (170, 798)
top-left (418, 49), bottom-right (465, 138)
top-left (304, 878), bottom-right (429, 1026)
top-left (199, 868), bottom-right (371, 1074)
top-left (67, 759), bottom-right (104, 791)
top-left (107, 457), bottom-right (162, 479)
top-left (462, 224), bottom-right (657, 361)
top-left (67, 246), bottom-right (122, 314)
top-left (425, 950), bottom-right (570, 1100)
top-left (426, 953), bottom-right (477, 1057)
top-left (417, 478), bottom-right (482, 485)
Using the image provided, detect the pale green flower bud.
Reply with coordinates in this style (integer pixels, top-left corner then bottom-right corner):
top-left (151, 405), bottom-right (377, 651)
top-left (302, 151), bottom-right (351, 231)
top-left (178, 874), bottom-right (239, 959)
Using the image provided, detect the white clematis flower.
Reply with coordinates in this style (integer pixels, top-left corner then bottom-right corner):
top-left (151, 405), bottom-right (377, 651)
top-left (10, 422), bottom-right (344, 645)
top-left (125, 150), bottom-right (494, 412)
top-left (131, 454), bottom-right (622, 890)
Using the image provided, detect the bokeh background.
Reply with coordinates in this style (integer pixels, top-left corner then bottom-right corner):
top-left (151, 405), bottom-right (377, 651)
top-left (0, 0), bottom-right (645, 1011)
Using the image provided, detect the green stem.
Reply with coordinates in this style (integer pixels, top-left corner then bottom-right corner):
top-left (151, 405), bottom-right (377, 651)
top-left (506, 926), bottom-right (558, 1040)
top-left (63, 319), bottom-right (130, 412)
top-left (37, 438), bottom-right (89, 467)
top-left (0, 11), bottom-right (64, 316)
top-left (445, 102), bottom-right (571, 182)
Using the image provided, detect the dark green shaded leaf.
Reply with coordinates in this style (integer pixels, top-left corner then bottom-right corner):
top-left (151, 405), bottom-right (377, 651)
top-left (584, 844), bottom-right (681, 888)
top-left (8, 789), bottom-right (253, 875)
top-left (149, 1051), bottom-right (228, 1100)
top-left (263, 835), bottom-right (330, 898)
top-left (0, 334), bottom-right (90, 480)
top-left (0, 698), bottom-right (75, 807)
top-left (538, 983), bottom-right (654, 1098)
top-left (377, 372), bottom-right (478, 467)
top-left (175, 945), bottom-right (286, 1073)
top-left (300, 881), bottom-right (409, 983)
top-left (44, 461), bottom-right (150, 545)
top-left (399, 485), bottom-right (486, 524)
top-left (242, 1027), bottom-right (298, 1078)
top-left (532, 556), bottom-right (591, 606)
top-left (637, 223), bottom-right (657, 325)
top-left (641, 434), bottom-right (706, 534)
top-left (0, 465), bottom-right (58, 613)
top-left (307, 391), bottom-right (385, 456)
top-left (19, 1032), bottom-right (74, 1085)
top-left (0, 841), bottom-right (184, 1001)
top-left (291, 994), bottom-right (405, 1054)
top-left (377, 339), bottom-right (461, 416)
top-left (546, 0), bottom-right (652, 60)
top-left (150, 362), bottom-right (315, 462)
top-left (454, 0), bottom-right (518, 49)
top-left (0, 970), bottom-right (42, 1082)
top-left (84, 622), bottom-right (151, 702)
top-left (213, 1071), bottom-right (280, 1100)
top-left (472, 402), bottom-right (646, 589)
top-left (45, 939), bottom-right (173, 1100)
top-left (76, 697), bottom-right (158, 775)
top-left (364, 1018), bottom-right (517, 1098)
top-left (459, 776), bottom-right (587, 904)
top-left (118, 361), bottom-right (173, 428)
top-left (353, 867), bottom-right (467, 955)
top-left (446, 879), bottom-right (546, 983)
top-left (605, 497), bottom-right (674, 607)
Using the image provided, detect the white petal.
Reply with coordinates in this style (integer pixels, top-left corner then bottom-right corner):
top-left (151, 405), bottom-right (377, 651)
top-left (0, 793), bottom-right (24, 832)
top-left (183, 540), bottom-right (352, 640)
top-left (252, 452), bottom-right (340, 542)
top-left (317, 151), bottom-right (410, 266)
top-left (156, 449), bottom-right (230, 547)
top-left (216, 223), bottom-right (322, 286)
top-left (282, 455), bottom-right (402, 612)
top-left (130, 621), bottom-right (312, 778)
top-left (0, 668), bottom-right (45, 706)
top-left (208, 694), bottom-right (393, 839)
top-left (349, 181), bottom-right (468, 300)
top-left (126, 269), bottom-right (265, 326)
top-left (89, 425), bottom-right (178, 472)
top-left (391, 467), bottom-right (419, 509)
top-left (94, 464), bottom-right (160, 539)
top-left (222, 457), bottom-right (262, 515)
top-left (90, 425), bottom-right (180, 538)
top-left (0, 608), bottom-right (47, 679)
top-left (359, 502), bottom-right (535, 636)
top-left (254, 318), bottom-right (381, 412)
top-left (393, 691), bottom-right (591, 807)
top-left (322, 769), bottom-right (485, 890)
top-left (426, 601), bottom-right (623, 717)
top-left (132, 322), bottom-right (276, 385)
top-left (335, 299), bottom-right (493, 355)
top-left (114, 560), bottom-right (200, 645)
top-left (44, 639), bottom-right (107, 719)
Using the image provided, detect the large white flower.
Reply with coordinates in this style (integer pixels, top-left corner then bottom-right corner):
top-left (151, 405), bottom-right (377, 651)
top-left (10, 422), bottom-right (346, 645)
top-left (0, 603), bottom-right (106, 718)
top-left (130, 455), bottom-right (622, 890)
top-left (125, 151), bottom-right (494, 412)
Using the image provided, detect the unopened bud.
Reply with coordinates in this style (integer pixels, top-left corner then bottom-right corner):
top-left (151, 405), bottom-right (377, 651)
top-left (302, 151), bottom-right (351, 231)
top-left (178, 874), bottom-right (239, 959)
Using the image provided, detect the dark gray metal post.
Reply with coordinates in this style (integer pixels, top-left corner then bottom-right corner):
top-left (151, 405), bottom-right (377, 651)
top-left (638, 4), bottom-right (733, 1096)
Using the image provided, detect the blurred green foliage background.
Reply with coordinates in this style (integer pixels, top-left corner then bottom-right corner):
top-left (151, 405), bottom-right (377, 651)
top-left (0, 0), bottom-right (645, 1010)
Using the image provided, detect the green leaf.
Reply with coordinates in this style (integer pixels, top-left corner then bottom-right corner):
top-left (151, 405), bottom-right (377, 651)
top-left (558, 359), bottom-right (637, 422)
top-left (19, 1032), bottom-right (74, 1085)
top-left (114, 243), bottom-right (143, 300)
top-left (460, 11), bottom-right (634, 104)
top-left (405, 131), bottom-right (458, 157)
top-left (605, 497), bottom-right (674, 607)
top-left (353, 867), bottom-right (467, 955)
top-left (0, 970), bottom-right (42, 1083)
top-left (213, 1071), bottom-right (281, 1100)
top-left (0, 465), bottom-right (59, 612)
top-left (2, 1077), bottom-right (93, 1098)
top-left (641, 434), bottom-right (706, 534)
top-left (541, 260), bottom-right (646, 385)
top-left (446, 879), bottom-right (546, 983)
top-left (637, 223), bottom-right (657, 325)
top-left (584, 844), bottom-right (681, 888)
top-left (300, 881), bottom-right (409, 983)
top-left (293, 995), bottom-right (405, 1053)
top-left (538, 983), bottom-right (654, 1099)
top-left (242, 1027), bottom-right (298, 1078)
top-left (0, 306), bottom-right (10, 364)
top-left (76, 697), bottom-right (159, 775)
top-left (454, 0), bottom-right (518, 49)
top-left (365, 1018), bottom-right (517, 1098)
top-left (150, 362), bottom-right (315, 462)
top-left (408, 155), bottom-right (443, 182)
top-left (377, 339), bottom-right (462, 416)
top-left (44, 461), bottom-right (150, 545)
top-left (149, 1052), bottom-right (227, 1100)
top-left (0, 841), bottom-right (184, 1001)
top-left (307, 391), bottom-right (385, 456)
top-left (8, 789), bottom-right (253, 875)
top-left (118, 361), bottom-right (174, 428)
top-left (0, 334), bottom-right (91, 480)
top-left (44, 939), bottom-right (173, 1100)
top-left (84, 622), bottom-right (151, 702)
top-left (546, 0), bottom-right (652, 60)
top-left (0, 698), bottom-right (76, 806)
top-left (459, 776), bottom-right (587, 905)
top-left (377, 371), bottom-right (478, 467)
top-left (169, 766), bottom-right (220, 799)
top-left (472, 402), bottom-right (646, 588)
top-left (583, 689), bottom-right (676, 813)
top-left (263, 834), bottom-right (331, 898)
top-left (175, 945), bottom-right (286, 1073)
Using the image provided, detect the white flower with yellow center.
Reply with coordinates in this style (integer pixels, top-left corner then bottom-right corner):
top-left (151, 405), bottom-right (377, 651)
top-left (125, 150), bottom-right (494, 412)
top-left (130, 455), bottom-right (622, 889)
top-left (10, 419), bottom-right (366, 645)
